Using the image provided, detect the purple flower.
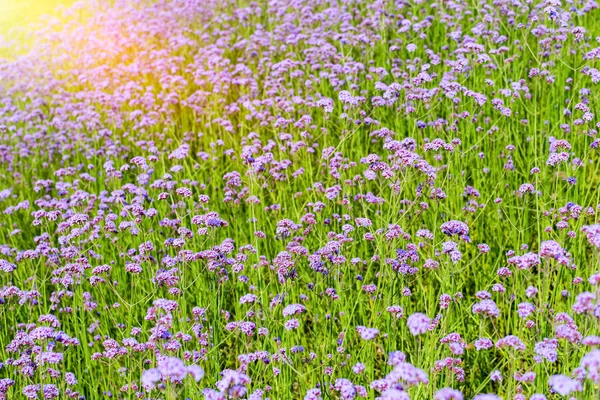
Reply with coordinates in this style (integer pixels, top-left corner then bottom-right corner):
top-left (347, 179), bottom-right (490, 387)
top-left (474, 338), bottom-right (493, 350)
top-left (517, 302), bottom-right (535, 319)
top-left (282, 304), bottom-right (306, 317)
top-left (304, 388), bottom-right (322, 400)
top-left (407, 313), bottom-right (431, 336)
top-left (582, 225), bottom-right (600, 248)
top-left (434, 388), bottom-right (463, 400)
top-left (489, 370), bottom-right (502, 382)
top-left (472, 299), bottom-right (500, 318)
top-left (496, 335), bottom-right (526, 351)
top-left (284, 319), bottom-right (300, 330)
top-left (187, 365), bottom-right (205, 382)
top-left (539, 240), bottom-right (571, 265)
top-left (352, 363), bottom-right (366, 374)
top-left (0, 378), bottom-right (15, 393)
top-left (42, 384), bottom-right (59, 399)
top-left (22, 385), bottom-right (40, 399)
top-left (357, 326), bottom-right (379, 340)
top-left (142, 357), bottom-right (203, 389)
top-left (377, 388), bottom-right (410, 400)
top-left (215, 370), bottom-right (250, 397)
top-left (142, 368), bottom-right (162, 389)
top-left (548, 374), bottom-right (581, 396)
top-left (440, 221), bottom-right (470, 242)
top-left (534, 338), bottom-right (558, 362)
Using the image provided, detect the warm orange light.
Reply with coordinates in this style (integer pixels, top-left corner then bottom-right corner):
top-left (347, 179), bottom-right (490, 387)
top-left (0, 0), bottom-right (75, 59)
top-left (0, 0), bottom-right (73, 36)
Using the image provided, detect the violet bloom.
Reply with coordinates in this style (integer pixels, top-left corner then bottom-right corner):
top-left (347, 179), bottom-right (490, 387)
top-left (333, 378), bottom-right (356, 399)
top-left (517, 302), bottom-right (535, 319)
top-left (489, 370), bottom-right (502, 382)
top-left (284, 319), bottom-right (300, 330)
top-left (304, 388), bottom-right (322, 400)
top-left (142, 368), bottom-right (162, 389)
top-left (539, 240), bottom-right (571, 265)
top-left (534, 338), bottom-right (558, 362)
top-left (525, 286), bottom-right (538, 297)
top-left (548, 374), bottom-right (582, 396)
top-left (353, 363), bottom-right (366, 374)
top-left (582, 225), bottom-right (600, 248)
top-left (282, 304), bottom-right (306, 317)
top-left (377, 388), bottom-right (410, 400)
top-left (472, 299), bottom-right (500, 318)
top-left (474, 338), bottom-right (493, 350)
top-left (583, 336), bottom-right (600, 346)
top-left (434, 388), bottom-right (463, 400)
top-left (388, 351), bottom-right (407, 366)
top-left (43, 384), bottom-right (59, 399)
top-left (203, 388), bottom-right (227, 400)
top-left (384, 362), bottom-right (429, 387)
top-left (22, 385), bottom-right (40, 399)
top-left (0, 378), bottom-right (15, 394)
top-left (215, 369), bottom-right (251, 398)
top-left (357, 326), bottom-right (379, 340)
top-left (579, 349), bottom-right (600, 383)
top-left (407, 313), bottom-right (431, 336)
top-left (158, 356), bottom-right (188, 382)
top-left (440, 220), bottom-right (470, 242)
top-left (496, 335), bottom-right (526, 351)
top-left (142, 357), bottom-right (204, 389)
top-left (188, 364), bottom-right (205, 382)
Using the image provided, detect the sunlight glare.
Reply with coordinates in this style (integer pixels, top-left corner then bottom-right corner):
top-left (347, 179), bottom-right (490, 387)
top-left (0, 0), bottom-right (73, 36)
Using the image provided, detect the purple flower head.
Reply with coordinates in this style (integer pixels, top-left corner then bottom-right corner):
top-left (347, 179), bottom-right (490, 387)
top-left (333, 378), bottom-right (356, 399)
top-left (489, 370), bottom-right (502, 382)
top-left (187, 364), bottom-right (205, 382)
top-left (356, 326), bottom-right (379, 340)
top-left (440, 221), bottom-right (470, 242)
top-left (377, 388), bottom-right (410, 400)
top-left (385, 362), bottom-right (429, 387)
top-left (548, 374), bottom-right (582, 396)
top-left (496, 335), bottom-right (526, 351)
top-left (22, 385), bottom-right (40, 399)
top-left (582, 225), bottom-right (600, 248)
top-left (305, 388), bottom-right (322, 400)
top-left (539, 240), bottom-right (571, 265)
top-left (434, 388), bottom-right (463, 400)
top-left (216, 370), bottom-right (251, 397)
top-left (0, 378), bottom-right (15, 394)
top-left (472, 299), bottom-right (500, 318)
top-left (43, 384), bottom-right (59, 399)
top-left (534, 338), bottom-right (558, 362)
top-left (142, 368), bottom-right (162, 389)
top-left (282, 304), bottom-right (306, 317)
top-left (407, 313), bottom-right (431, 336)
top-left (142, 357), bottom-right (203, 389)
top-left (388, 351), bottom-right (407, 366)
top-left (474, 338), bottom-right (493, 350)
top-left (284, 319), bottom-right (300, 330)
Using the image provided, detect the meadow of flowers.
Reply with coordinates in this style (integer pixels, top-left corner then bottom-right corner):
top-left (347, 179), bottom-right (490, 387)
top-left (2, 0), bottom-right (600, 398)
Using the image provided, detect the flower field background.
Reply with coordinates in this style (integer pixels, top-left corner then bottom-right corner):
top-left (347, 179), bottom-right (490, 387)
top-left (1, 0), bottom-right (600, 398)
